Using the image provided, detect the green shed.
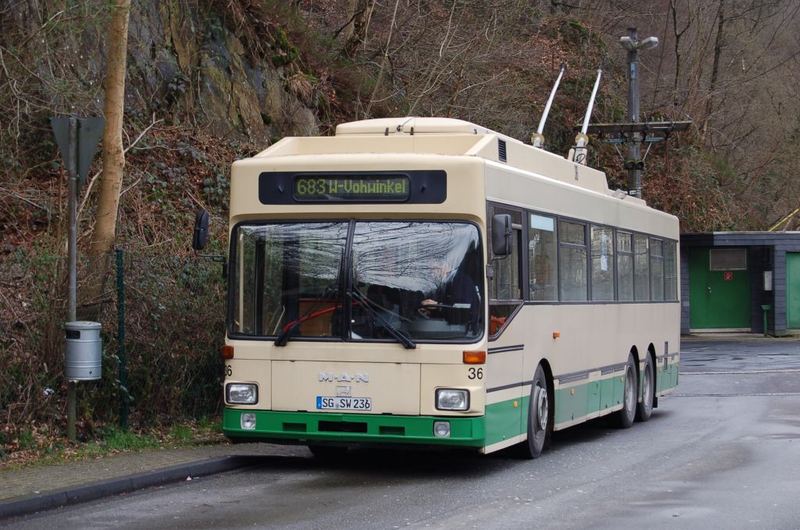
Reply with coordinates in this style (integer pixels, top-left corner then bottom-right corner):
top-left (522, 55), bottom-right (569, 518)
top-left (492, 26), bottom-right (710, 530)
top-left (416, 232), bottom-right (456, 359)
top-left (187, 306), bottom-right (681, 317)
top-left (681, 232), bottom-right (800, 335)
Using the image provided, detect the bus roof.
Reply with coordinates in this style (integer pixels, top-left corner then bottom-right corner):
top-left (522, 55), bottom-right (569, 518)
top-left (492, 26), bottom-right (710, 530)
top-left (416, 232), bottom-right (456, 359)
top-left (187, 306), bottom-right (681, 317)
top-left (253, 117), bottom-right (644, 204)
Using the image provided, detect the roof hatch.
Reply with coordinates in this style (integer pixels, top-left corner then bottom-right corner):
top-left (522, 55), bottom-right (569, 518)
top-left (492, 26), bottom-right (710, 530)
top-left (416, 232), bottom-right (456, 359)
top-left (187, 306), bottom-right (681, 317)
top-left (335, 117), bottom-right (495, 136)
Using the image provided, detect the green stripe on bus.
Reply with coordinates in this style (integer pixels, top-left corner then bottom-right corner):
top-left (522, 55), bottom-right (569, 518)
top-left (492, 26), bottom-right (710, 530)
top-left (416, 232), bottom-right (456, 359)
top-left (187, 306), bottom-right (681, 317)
top-left (487, 366), bottom-right (678, 437)
top-left (226, 366), bottom-right (679, 451)
top-left (554, 375), bottom-right (625, 425)
top-left (484, 375), bottom-right (628, 442)
top-left (484, 395), bottom-right (529, 446)
top-left (222, 409), bottom-right (485, 447)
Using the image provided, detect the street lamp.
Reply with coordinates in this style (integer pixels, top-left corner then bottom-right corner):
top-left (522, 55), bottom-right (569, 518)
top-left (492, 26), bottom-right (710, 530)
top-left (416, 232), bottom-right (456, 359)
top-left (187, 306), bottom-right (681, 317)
top-left (619, 28), bottom-right (658, 198)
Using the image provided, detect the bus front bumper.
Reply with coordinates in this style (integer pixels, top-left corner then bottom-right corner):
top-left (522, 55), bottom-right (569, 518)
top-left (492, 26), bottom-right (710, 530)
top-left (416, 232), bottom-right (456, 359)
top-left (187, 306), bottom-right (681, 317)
top-left (223, 408), bottom-right (485, 447)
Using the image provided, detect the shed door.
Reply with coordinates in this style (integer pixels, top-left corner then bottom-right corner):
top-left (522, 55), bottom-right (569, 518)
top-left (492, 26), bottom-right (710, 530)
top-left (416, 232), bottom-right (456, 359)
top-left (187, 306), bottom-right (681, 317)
top-left (689, 247), bottom-right (751, 330)
top-left (786, 253), bottom-right (800, 328)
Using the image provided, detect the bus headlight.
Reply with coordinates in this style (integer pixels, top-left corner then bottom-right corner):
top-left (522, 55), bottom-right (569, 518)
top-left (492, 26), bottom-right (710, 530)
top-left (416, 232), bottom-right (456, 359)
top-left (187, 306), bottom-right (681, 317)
top-left (226, 383), bottom-right (258, 404)
top-left (435, 389), bottom-right (469, 411)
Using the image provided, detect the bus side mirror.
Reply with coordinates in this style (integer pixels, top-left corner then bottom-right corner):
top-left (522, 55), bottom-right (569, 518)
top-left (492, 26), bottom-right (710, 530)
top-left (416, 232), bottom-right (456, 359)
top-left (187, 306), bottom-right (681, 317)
top-left (192, 209), bottom-right (210, 251)
top-left (491, 214), bottom-right (512, 256)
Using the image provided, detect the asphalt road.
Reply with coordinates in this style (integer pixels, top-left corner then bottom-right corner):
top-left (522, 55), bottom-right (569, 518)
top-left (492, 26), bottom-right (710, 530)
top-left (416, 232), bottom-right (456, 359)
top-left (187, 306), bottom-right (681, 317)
top-left (8, 336), bottom-right (800, 530)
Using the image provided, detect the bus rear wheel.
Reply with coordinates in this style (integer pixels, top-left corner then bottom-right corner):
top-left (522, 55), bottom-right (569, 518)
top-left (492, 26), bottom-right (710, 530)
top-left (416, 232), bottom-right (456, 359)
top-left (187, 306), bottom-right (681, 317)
top-left (519, 365), bottom-right (551, 459)
top-left (615, 354), bottom-right (637, 429)
top-left (637, 354), bottom-right (655, 422)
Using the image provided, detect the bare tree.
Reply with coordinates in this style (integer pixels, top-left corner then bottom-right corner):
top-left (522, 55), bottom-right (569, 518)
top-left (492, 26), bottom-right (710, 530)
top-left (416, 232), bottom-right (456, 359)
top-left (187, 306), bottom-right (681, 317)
top-left (85, 0), bottom-right (131, 314)
top-left (341, 0), bottom-right (375, 58)
top-left (701, 0), bottom-right (725, 141)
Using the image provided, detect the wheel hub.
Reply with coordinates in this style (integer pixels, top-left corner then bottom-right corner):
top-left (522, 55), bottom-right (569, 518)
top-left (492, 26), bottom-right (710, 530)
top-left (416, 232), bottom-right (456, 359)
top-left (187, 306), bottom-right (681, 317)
top-left (536, 385), bottom-right (548, 431)
top-left (625, 366), bottom-right (635, 412)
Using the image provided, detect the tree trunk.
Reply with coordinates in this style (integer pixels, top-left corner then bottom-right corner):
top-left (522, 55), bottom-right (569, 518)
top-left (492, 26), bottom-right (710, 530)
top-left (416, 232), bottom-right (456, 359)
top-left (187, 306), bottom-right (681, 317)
top-left (84, 0), bottom-right (131, 316)
top-left (342, 0), bottom-right (374, 58)
top-left (364, 0), bottom-right (399, 117)
top-left (702, 0), bottom-right (725, 143)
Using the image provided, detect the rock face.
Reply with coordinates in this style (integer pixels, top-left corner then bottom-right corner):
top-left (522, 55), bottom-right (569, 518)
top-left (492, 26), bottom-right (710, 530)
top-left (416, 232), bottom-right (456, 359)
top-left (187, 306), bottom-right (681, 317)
top-left (124, 1), bottom-right (318, 142)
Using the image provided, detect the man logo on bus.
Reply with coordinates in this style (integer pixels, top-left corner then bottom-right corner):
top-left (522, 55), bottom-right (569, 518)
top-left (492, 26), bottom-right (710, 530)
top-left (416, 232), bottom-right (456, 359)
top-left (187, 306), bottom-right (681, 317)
top-left (319, 372), bottom-right (369, 383)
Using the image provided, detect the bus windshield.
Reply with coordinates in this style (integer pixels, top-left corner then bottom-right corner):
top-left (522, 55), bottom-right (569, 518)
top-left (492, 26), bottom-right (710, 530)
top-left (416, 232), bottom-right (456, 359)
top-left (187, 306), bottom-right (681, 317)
top-left (230, 221), bottom-right (484, 343)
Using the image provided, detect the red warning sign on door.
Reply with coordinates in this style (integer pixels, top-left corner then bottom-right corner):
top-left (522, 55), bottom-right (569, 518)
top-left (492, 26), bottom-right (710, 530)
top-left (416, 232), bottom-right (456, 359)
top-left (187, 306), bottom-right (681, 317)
top-left (723, 271), bottom-right (734, 281)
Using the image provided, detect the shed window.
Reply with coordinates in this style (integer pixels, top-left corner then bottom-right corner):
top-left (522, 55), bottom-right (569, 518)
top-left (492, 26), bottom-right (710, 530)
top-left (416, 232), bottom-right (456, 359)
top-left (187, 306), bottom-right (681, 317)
top-left (709, 248), bottom-right (747, 271)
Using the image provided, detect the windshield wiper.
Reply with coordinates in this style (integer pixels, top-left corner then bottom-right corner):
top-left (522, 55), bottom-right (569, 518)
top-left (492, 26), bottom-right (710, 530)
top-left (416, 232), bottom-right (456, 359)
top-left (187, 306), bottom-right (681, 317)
top-left (350, 288), bottom-right (416, 349)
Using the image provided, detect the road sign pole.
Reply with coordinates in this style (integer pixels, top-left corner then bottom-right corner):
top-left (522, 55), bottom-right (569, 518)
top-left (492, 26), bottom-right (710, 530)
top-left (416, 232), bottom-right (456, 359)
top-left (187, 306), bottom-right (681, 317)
top-left (67, 117), bottom-right (78, 443)
top-left (68, 118), bottom-right (78, 322)
top-left (51, 115), bottom-right (104, 444)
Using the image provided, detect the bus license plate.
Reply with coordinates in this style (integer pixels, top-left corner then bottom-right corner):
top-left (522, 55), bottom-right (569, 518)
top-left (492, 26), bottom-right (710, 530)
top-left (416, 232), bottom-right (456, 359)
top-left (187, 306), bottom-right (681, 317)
top-left (316, 396), bottom-right (372, 411)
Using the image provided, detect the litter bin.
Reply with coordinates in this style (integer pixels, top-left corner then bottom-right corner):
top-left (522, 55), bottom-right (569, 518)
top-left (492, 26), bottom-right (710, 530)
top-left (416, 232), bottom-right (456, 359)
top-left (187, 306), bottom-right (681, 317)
top-left (65, 321), bottom-right (102, 381)
top-left (760, 305), bottom-right (771, 337)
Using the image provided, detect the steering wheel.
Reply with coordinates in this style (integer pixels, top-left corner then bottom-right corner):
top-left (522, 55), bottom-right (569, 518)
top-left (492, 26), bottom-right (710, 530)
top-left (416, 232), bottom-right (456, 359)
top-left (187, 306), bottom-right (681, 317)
top-left (417, 302), bottom-right (451, 319)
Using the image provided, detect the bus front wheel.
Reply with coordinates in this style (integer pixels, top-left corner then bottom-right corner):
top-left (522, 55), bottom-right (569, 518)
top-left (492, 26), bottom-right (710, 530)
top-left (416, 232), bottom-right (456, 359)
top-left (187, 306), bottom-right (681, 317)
top-left (616, 354), bottom-right (638, 428)
top-left (519, 365), bottom-right (551, 459)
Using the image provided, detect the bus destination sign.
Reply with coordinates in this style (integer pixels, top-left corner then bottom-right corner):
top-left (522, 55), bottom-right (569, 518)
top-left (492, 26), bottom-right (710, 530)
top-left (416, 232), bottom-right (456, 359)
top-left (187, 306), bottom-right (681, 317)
top-left (258, 170), bottom-right (446, 204)
top-left (293, 175), bottom-right (410, 202)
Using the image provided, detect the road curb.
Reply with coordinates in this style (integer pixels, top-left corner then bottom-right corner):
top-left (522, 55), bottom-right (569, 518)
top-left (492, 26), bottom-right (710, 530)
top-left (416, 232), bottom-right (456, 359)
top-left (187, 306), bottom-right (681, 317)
top-left (0, 454), bottom-right (255, 521)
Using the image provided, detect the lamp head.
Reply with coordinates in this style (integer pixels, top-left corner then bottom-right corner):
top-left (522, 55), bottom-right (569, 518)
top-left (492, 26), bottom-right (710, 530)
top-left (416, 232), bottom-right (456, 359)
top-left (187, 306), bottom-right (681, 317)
top-left (619, 36), bottom-right (635, 50)
top-left (640, 36), bottom-right (659, 49)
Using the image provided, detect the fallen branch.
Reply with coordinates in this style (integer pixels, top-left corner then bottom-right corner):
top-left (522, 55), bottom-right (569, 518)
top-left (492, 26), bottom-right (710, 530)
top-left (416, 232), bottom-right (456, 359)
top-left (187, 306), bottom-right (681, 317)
top-left (0, 187), bottom-right (50, 213)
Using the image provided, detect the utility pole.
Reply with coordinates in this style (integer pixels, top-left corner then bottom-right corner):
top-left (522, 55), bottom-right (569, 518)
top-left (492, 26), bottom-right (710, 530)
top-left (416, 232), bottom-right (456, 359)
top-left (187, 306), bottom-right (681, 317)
top-left (577, 29), bottom-right (690, 191)
top-left (619, 27), bottom-right (658, 198)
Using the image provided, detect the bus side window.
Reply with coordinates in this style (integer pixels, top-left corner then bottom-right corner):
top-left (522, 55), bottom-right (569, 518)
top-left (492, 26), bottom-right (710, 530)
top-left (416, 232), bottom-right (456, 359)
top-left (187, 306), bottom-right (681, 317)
top-left (634, 233), bottom-right (650, 301)
top-left (591, 225), bottom-right (615, 301)
top-left (559, 220), bottom-right (588, 301)
top-left (664, 240), bottom-right (678, 301)
top-left (529, 214), bottom-right (558, 301)
top-left (489, 206), bottom-right (523, 336)
top-left (617, 231), bottom-right (634, 301)
top-left (650, 238), bottom-right (665, 301)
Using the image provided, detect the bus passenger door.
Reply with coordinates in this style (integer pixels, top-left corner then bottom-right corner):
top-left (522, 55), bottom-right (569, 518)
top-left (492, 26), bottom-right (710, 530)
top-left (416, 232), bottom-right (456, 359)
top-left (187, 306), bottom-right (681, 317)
top-left (486, 205), bottom-right (526, 446)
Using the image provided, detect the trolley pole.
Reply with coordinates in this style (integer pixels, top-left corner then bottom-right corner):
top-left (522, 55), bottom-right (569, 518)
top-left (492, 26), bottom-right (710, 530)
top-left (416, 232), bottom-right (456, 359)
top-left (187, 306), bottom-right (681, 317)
top-left (67, 117), bottom-right (78, 443)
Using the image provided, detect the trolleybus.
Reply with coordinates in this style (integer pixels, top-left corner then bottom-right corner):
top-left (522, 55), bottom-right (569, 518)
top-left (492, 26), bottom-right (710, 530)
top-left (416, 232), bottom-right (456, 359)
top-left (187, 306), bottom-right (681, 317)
top-left (205, 117), bottom-right (680, 458)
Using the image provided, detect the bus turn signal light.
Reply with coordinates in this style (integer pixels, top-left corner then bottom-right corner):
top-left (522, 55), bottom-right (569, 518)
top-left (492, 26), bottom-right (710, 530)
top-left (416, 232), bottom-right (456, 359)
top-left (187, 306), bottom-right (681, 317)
top-left (463, 351), bottom-right (486, 364)
top-left (221, 345), bottom-right (234, 359)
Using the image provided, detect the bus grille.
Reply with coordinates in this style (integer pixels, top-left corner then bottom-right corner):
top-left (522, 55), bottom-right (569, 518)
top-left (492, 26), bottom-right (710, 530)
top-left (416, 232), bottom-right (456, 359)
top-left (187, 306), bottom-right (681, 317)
top-left (318, 421), bottom-right (368, 433)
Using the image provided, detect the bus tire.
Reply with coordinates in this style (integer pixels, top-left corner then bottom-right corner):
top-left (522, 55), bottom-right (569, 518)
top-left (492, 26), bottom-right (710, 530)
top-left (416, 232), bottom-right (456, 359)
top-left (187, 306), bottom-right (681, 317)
top-left (636, 354), bottom-right (655, 422)
top-left (615, 354), bottom-right (637, 429)
top-left (519, 365), bottom-right (551, 459)
top-left (308, 444), bottom-right (348, 460)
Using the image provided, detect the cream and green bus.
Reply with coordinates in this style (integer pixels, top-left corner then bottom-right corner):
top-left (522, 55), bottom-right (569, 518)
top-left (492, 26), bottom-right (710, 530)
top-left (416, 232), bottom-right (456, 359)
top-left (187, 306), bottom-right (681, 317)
top-left (207, 117), bottom-right (679, 458)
